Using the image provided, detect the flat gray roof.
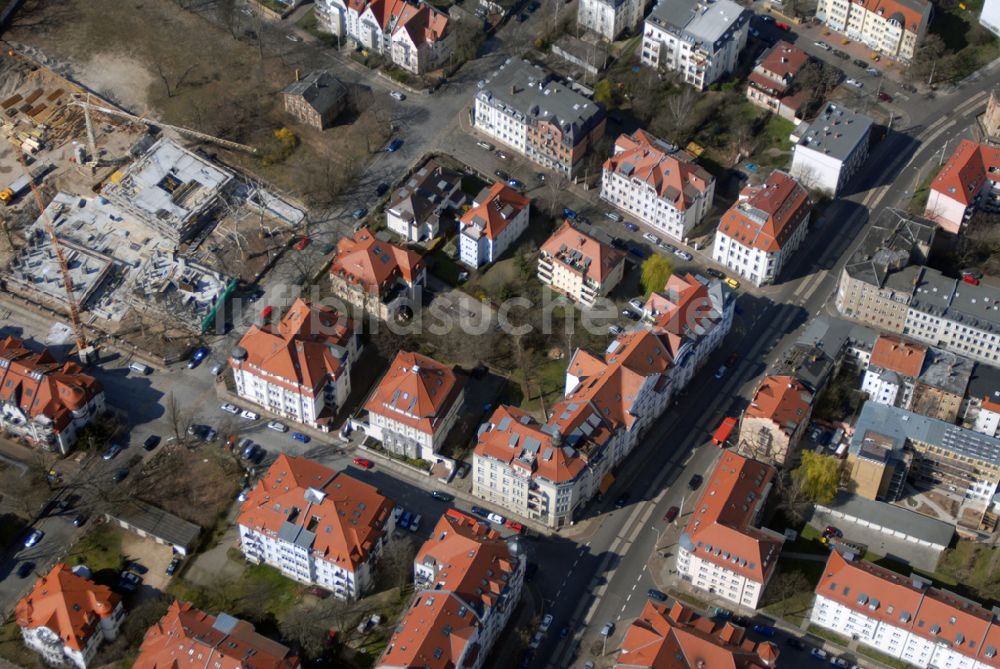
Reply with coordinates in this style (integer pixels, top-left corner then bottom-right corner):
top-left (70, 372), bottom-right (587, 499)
top-left (921, 348), bottom-right (973, 396)
top-left (818, 492), bottom-right (955, 548)
top-left (968, 363), bottom-right (1000, 404)
top-left (649, 0), bottom-right (749, 45)
top-left (850, 401), bottom-right (1000, 464)
top-left (797, 103), bottom-right (873, 162)
top-left (477, 58), bottom-right (605, 142)
top-left (107, 499), bottom-right (201, 550)
top-left (843, 209), bottom-right (936, 287)
top-left (796, 316), bottom-right (878, 354)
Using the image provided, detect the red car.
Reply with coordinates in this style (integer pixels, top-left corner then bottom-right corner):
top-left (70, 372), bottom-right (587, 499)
top-left (506, 519), bottom-right (525, 533)
top-left (353, 457), bottom-right (373, 470)
top-left (664, 506), bottom-right (679, 522)
top-left (261, 305), bottom-right (274, 320)
top-left (963, 274), bottom-right (981, 286)
top-left (295, 236), bottom-right (311, 251)
top-left (824, 525), bottom-right (843, 538)
top-left (877, 91), bottom-right (893, 103)
top-left (776, 21), bottom-right (790, 30)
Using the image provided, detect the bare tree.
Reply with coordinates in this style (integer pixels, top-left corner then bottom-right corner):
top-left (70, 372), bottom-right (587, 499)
top-left (378, 535), bottom-right (417, 591)
top-left (155, 63), bottom-right (198, 99)
top-left (0, 455), bottom-right (50, 520)
top-left (165, 392), bottom-right (193, 445)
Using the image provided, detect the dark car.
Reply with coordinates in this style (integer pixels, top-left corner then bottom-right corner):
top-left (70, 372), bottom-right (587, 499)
top-left (118, 571), bottom-right (141, 592)
top-left (375, 183), bottom-right (390, 196)
top-left (143, 435), bottom-right (161, 451)
top-left (494, 169), bottom-right (510, 181)
top-left (16, 562), bottom-right (34, 578)
top-left (126, 560), bottom-right (148, 575)
top-left (664, 506), bottom-right (679, 522)
top-left (352, 207), bottom-right (368, 219)
top-left (614, 493), bottom-right (630, 508)
top-left (386, 138), bottom-right (404, 152)
top-left (688, 474), bottom-right (703, 490)
top-left (112, 467), bottom-right (128, 483)
top-left (518, 12), bottom-right (528, 21)
top-left (785, 637), bottom-right (805, 650)
top-left (431, 490), bottom-right (455, 502)
top-left (102, 443), bottom-right (124, 461)
top-left (611, 238), bottom-right (628, 250)
top-left (878, 90), bottom-right (893, 102)
top-left (626, 242), bottom-right (649, 259)
top-left (187, 346), bottom-right (209, 369)
top-left (706, 268), bottom-right (725, 279)
top-left (853, 58), bottom-right (868, 67)
top-left (72, 514), bottom-right (87, 527)
top-left (471, 505), bottom-right (490, 518)
top-left (623, 221), bottom-right (639, 232)
top-left (166, 558), bottom-right (182, 576)
top-left (647, 589), bottom-right (668, 602)
top-left (752, 624), bottom-right (776, 637)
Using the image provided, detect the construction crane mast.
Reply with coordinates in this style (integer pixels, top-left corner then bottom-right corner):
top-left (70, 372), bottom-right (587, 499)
top-left (12, 142), bottom-right (91, 359)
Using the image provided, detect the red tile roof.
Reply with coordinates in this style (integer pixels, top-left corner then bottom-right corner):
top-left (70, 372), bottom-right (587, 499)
top-left (858, 0), bottom-right (929, 32)
top-left (605, 130), bottom-right (712, 210)
top-left (330, 227), bottom-right (424, 296)
top-left (816, 550), bottom-right (1000, 665)
top-left (717, 171), bottom-right (811, 253)
top-left (929, 140), bottom-right (1000, 207)
top-left (394, 1), bottom-right (449, 44)
top-left (230, 298), bottom-right (354, 396)
top-left (0, 336), bottom-right (102, 434)
top-left (459, 182), bottom-right (530, 241)
top-left (754, 41), bottom-right (809, 86)
top-left (744, 375), bottom-right (813, 437)
top-left (134, 601), bottom-right (299, 669)
top-left (474, 405), bottom-right (588, 483)
top-left (682, 451), bottom-right (782, 583)
top-left (869, 334), bottom-right (927, 378)
top-left (645, 273), bottom-right (717, 352)
top-left (617, 600), bottom-right (779, 669)
top-left (364, 350), bottom-right (464, 437)
top-left (237, 454), bottom-right (394, 573)
top-left (379, 513), bottom-right (519, 669)
top-left (541, 220), bottom-right (625, 284)
top-left (15, 564), bottom-right (120, 652)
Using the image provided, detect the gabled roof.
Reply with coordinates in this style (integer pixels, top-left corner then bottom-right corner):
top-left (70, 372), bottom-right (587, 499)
top-left (15, 564), bottom-right (120, 652)
top-left (541, 220), bottom-right (625, 284)
top-left (393, 0), bottom-right (449, 44)
top-left (237, 454), bottom-right (394, 572)
top-left (869, 334), bottom-right (927, 378)
top-left (744, 375), bottom-right (813, 436)
top-left (475, 405), bottom-right (588, 483)
top-left (231, 298), bottom-right (354, 396)
top-left (858, 0), bottom-right (930, 32)
top-left (605, 130), bottom-right (712, 210)
top-left (680, 452), bottom-right (782, 584)
top-left (754, 41), bottom-right (809, 84)
top-left (717, 170), bottom-right (811, 253)
top-left (929, 140), bottom-right (1000, 207)
top-left (282, 70), bottom-right (346, 115)
top-left (616, 600), bottom-right (779, 669)
top-left (364, 350), bottom-right (464, 437)
top-left (134, 601), bottom-right (299, 669)
top-left (459, 182), bottom-right (530, 241)
top-left (330, 227), bottom-right (424, 296)
top-left (0, 336), bottom-right (102, 434)
top-left (380, 513), bottom-right (518, 669)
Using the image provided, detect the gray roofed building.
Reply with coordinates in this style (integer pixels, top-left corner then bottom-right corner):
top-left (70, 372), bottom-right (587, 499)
top-left (770, 343), bottom-right (836, 394)
top-left (790, 103), bottom-right (874, 194)
top-left (842, 208), bottom-right (935, 288)
top-left (105, 499), bottom-right (201, 556)
top-left (282, 70), bottom-right (347, 130)
top-left (967, 362), bottom-right (1000, 405)
top-left (385, 160), bottom-right (466, 242)
top-left (796, 316), bottom-right (878, 360)
top-left (648, 0), bottom-right (748, 45)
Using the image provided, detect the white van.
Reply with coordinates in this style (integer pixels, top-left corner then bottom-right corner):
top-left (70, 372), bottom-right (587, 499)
top-left (129, 362), bottom-right (152, 375)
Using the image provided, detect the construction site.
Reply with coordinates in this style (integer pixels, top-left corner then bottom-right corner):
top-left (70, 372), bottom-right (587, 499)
top-left (0, 48), bottom-right (306, 359)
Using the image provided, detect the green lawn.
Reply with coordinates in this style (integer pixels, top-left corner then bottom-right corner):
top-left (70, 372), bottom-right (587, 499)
top-left (66, 523), bottom-right (125, 573)
top-left (295, 8), bottom-right (340, 46)
top-left (928, 0), bottom-right (1000, 80)
top-left (807, 624), bottom-right (851, 647)
top-left (0, 619), bottom-right (43, 668)
top-left (857, 646), bottom-right (910, 669)
top-left (908, 170), bottom-right (937, 215)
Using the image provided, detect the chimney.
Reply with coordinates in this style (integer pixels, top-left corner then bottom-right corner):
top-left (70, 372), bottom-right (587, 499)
top-left (295, 68), bottom-right (300, 82)
top-left (511, 84), bottom-right (518, 95)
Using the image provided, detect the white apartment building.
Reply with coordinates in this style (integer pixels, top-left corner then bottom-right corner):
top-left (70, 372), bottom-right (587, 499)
top-left (713, 170), bottom-right (811, 287)
top-left (601, 130), bottom-right (715, 242)
top-left (385, 160), bottom-right (466, 243)
top-left (459, 182), bottom-right (531, 268)
top-left (378, 513), bottom-right (524, 669)
top-left (790, 103), bottom-right (873, 196)
top-left (677, 451), bottom-right (783, 609)
top-left (641, 0), bottom-right (750, 90)
top-left (538, 220), bottom-right (626, 307)
top-left (816, 0), bottom-right (930, 63)
top-left (475, 273), bottom-right (735, 528)
top-left (860, 335), bottom-right (926, 408)
top-left (974, 397), bottom-right (1000, 437)
top-left (577, 0), bottom-right (644, 40)
top-left (16, 564), bottom-right (124, 669)
top-left (230, 299), bottom-right (358, 431)
top-left (237, 454), bottom-right (396, 601)
top-left (812, 550), bottom-right (1000, 669)
top-left (924, 140), bottom-right (1000, 235)
top-left (473, 59), bottom-right (607, 177)
top-left (363, 350), bottom-right (465, 461)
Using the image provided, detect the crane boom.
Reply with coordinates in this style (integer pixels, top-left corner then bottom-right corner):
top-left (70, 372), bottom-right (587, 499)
top-left (12, 143), bottom-right (89, 354)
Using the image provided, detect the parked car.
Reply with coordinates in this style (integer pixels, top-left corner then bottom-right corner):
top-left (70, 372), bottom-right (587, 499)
top-left (608, 325), bottom-right (624, 336)
top-left (811, 649), bottom-right (828, 660)
top-left (600, 622), bottom-right (615, 637)
top-left (188, 346), bottom-right (210, 368)
top-left (614, 493), bottom-right (630, 508)
top-left (507, 178), bottom-right (524, 190)
top-left (714, 366), bottom-right (728, 379)
top-left (112, 467), bottom-right (129, 483)
top-left (623, 221), bottom-right (639, 232)
top-left (16, 562), bottom-right (34, 578)
top-left (431, 490), bottom-right (455, 502)
top-left (506, 519), bottom-right (525, 533)
top-left (706, 268), bottom-right (725, 279)
top-left (688, 474), bottom-right (703, 490)
top-left (529, 631), bottom-right (545, 649)
top-left (605, 211), bottom-right (623, 222)
top-left (240, 409), bottom-right (260, 420)
top-left (166, 558), bottom-right (182, 576)
top-left (628, 297), bottom-right (645, 311)
top-left (622, 308), bottom-right (640, 321)
top-left (352, 207), bottom-right (368, 219)
top-left (496, 151), bottom-right (510, 160)
top-left (286, 33), bottom-right (303, 42)
top-left (389, 90), bottom-right (406, 101)
top-left (833, 49), bottom-right (849, 60)
top-left (845, 78), bottom-right (863, 88)
top-left (866, 67), bottom-right (881, 76)
top-left (725, 277), bottom-right (740, 290)
top-left (853, 57), bottom-right (868, 67)
top-left (487, 512), bottom-right (505, 524)
top-left (673, 248), bottom-right (692, 261)
top-left (102, 443), bottom-right (124, 460)
top-left (471, 505), bottom-right (490, 518)
top-left (647, 589), bottom-right (668, 602)
top-left (399, 511), bottom-right (413, 530)
top-left (118, 571), bottom-right (142, 592)
top-left (476, 141), bottom-right (495, 150)
top-left (210, 362), bottom-right (224, 376)
top-left (375, 182), bottom-right (390, 196)
top-left (24, 529), bottom-right (44, 548)
top-left (540, 614), bottom-right (554, 632)
top-left (878, 90), bottom-right (893, 102)
top-left (824, 525), bottom-right (843, 538)
top-left (386, 139), bottom-right (404, 152)
top-left (267, 420), bottom-right (288, 433)
top-left (664, 506), bottom-right (679, 522)
top-left (786, 637), bottom-right (805, 650)
top-left (295, 236), bottom-right (311, 251)
top-left (126, 560), bottom-right (148, 575)
top-left (220, 403), bottom-right (239, 415)
top-left (354, 457), bottom-right (373, 470)
top-left (143, 435), bottom-right (161, 451)
top-left (813, 40), bottom-right (831, 50)
top-left (830, 658), bottom-right (849, 668)
top-left (72, 514), bottom-right (87, 527)
top-left (752, 624), bottom-right (776, 637)
top-left (409, 514), bottom-right (422, 532)
top-left (494, 169), bottom-right (510, 181)
top-left (291, 432), bottom-right (310, 443)
top-left (642, 232), bottom-right (661, 245)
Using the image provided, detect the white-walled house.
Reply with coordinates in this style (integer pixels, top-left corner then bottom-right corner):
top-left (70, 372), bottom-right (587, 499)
top-left (237, 454), bottom-right (396, 601)
top-left (386, 160), bottom-right (466, 243)
top-left (459, 182), bottom-right (531, 268)
top-left (16, 564), bottom-right (124, 669)
top-left (601, 130), bottom-right (714, 242)
top-left (577, 0), bottom-right (644, 40)
top-left (790, 103), bottom-right (873, 196)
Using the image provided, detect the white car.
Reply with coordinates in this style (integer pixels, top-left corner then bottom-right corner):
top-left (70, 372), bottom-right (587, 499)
top-left (220, 403), bottom-right (239, 415)
top-left (286, 33), bottom-right (303, 42)
top-left (529, 631), bottom-right (545, 649)
top-left (267, 420), bottom-right (288, 433)
top-left (487, 512), bottom-right (505, 525)
top-left (830, 658), bottom-right (848, 668)
top-left (811, 649), bottom-right (828, 660)
top-left (642, 232), bottom-right (661, 245)
top-left (240, 409), bottom-right (260, 421)
top-left (476, 140), bottom-right (494, 150)
top-left (673, 249), bottom-right (692, 261)
top-left (845, 78), bottom-right (863, 88)
top-left (24, 529), bottom-right (44, 548)
top-left (814, 40), bottom-right (831, 50)
top-left (389, 90), bottom-right (406, 101)
top-left (540, 614), bottom-right (554, 632)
